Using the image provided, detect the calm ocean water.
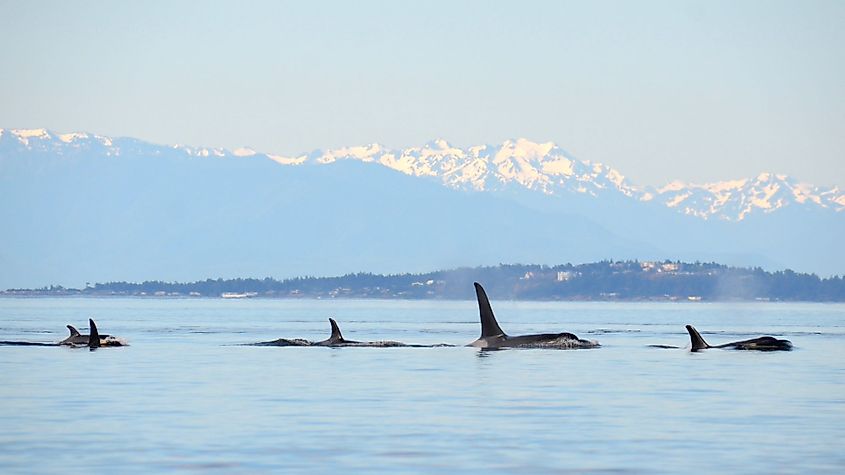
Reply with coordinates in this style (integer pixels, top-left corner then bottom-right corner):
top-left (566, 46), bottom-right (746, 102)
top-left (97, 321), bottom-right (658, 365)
top-left (1, 297), bottom-right (844, 474)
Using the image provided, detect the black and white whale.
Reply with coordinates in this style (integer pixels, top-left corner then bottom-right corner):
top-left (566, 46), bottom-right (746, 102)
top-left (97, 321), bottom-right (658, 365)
top-left (686, 325), bottom-right (792, 351)
top-left (468, 282), bottom-right (599, 349)
top-left (59, 325), bottom-right (90, 346)
top-left (60, 320), bottom-right (124, 347)
top-left (252, 318), bottom-right (451, 347)
top-left (0, 319), bottom-right (126, 348)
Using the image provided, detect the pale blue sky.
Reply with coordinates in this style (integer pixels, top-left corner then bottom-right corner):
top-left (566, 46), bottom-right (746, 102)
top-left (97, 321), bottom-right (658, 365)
top-left (2, 0), bottom-right (843, 186)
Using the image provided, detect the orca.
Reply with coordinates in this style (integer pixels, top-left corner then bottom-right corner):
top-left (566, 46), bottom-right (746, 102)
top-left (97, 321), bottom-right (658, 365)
top-left (468, 282), bottom-right (599, 349)
top-left (1, 319), bottom-right (125, 348)
top-left (58, 322), bottom-right (116, 346)
top-left (59, 325), bottom-right (88, 346)
top-left (252, 318), bottom-right (450, 347)
top-left (63, 319), bottom-right (125, 348)
top-left (686, 325), bottom-right (792, 351)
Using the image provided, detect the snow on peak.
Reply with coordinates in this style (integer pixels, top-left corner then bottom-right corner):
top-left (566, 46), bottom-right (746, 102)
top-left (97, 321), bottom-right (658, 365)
top-left (232, 147), bottom-right (257, 157)
top-left (9, 128), bottom-right (50, 146)
top-left (267, 138), bottom-right (639, 198)
top-left (658, 180), bottom-right (688, 193)
top-left (267, 153), bottom-right (308, 166)
top-left (58, 132), bottom-right (90, 143)
top-left (502, 138), bottom-right (557, 159)
top-left (315, 143), bottom-right (384, 164)
top-left (425, 138), bottom-right (453, 150)
top-left (12, 128), bottom-right (49, 139)
top-left (650, 172), bottom-right (844, 221)
top-left (2, 128), bottom-right (125, 156)
top-left (177, 145), bottom-right (227, 158)
top-left (541, 157), bottom-right (574, 176)
top-left (703, 178), bottom-right (748, 193)
top-left (293, 136), bottom-right (845, 221)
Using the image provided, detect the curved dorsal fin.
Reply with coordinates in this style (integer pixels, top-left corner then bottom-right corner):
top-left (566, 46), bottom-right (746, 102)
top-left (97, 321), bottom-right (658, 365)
top-left (474, 282), bottom-right (505, 338)
top-left (328, 318), bottom-right (344, 343)
top-left (686, 325), bottom-right (709, 351)
top-left (67, 325), bottom-right (81, 337)
top-left (88, 319), bottom-right (100, 348)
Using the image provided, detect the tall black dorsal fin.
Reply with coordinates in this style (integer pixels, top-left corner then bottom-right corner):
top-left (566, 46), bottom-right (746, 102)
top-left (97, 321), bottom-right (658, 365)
top-left (328, 318), bottom-right (344, 343)
top-left (67, 325), bottom-right (81, 337)
top-left (686, 325), bottom-right (709, 351)
top-left (474, 282), bottom-right (505, 338)
top-left (88, 319), bottom-right (100, 348)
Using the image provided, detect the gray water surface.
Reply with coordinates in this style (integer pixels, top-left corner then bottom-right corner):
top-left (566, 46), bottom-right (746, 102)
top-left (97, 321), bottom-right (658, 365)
top-left (2, 298), bottom-right (844, 473)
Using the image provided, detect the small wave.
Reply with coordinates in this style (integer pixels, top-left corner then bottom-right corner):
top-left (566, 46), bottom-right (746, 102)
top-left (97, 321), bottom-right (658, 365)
top-left (146, 328), bottom-right (248, 334)
top-left (586, 328), bottom-right (642, 334)
top-left (0, 340), bottom-right (57, 346)
top-left (169, 462), bottom-right (242, 471)
top-left (0, 328), bottom-right (54, 334)
top-left (699, 330), bottom-right (830, 337)
top-left (417, 329), bottom-right (462, 334)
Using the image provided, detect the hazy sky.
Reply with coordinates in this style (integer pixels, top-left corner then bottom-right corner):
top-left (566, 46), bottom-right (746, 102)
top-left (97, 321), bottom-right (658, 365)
top-left (2, 0), bottom-right (843, 186)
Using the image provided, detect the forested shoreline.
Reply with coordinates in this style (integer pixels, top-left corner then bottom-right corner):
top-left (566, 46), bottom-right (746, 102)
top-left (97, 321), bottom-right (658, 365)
top-left (5, 260), bottom-right (844, 302)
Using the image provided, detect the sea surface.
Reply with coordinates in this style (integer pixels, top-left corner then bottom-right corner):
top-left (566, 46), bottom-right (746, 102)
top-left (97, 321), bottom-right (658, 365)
top-left (1, 297), bottom-right (844, 474)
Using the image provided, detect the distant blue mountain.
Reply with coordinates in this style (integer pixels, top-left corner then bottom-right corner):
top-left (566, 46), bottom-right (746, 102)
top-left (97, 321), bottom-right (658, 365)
top-left (0, 128), bottom-right (841, 288)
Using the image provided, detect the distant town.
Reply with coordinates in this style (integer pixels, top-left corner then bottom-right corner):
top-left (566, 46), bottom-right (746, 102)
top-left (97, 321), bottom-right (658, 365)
top-left (4, 261), bottom-right (844, 302)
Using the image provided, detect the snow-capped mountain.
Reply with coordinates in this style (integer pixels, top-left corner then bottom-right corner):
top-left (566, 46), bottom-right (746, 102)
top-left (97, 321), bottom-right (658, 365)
top-left (265, 135), bottom-right (845, 221)
top-left (1, 127), bottom-right (843, 288)
top-left (1, 128), bottom-right (117, 152)
top-left (648, 174), bottom-right (845, 221)
top-left (2, 128), bottom-right (843, 222)
top-left (283, 137), bottom-right (640, 199)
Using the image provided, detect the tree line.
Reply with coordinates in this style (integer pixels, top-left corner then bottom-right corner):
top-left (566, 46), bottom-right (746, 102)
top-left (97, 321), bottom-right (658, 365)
top-left (11, 260), bottom-right (844, 302)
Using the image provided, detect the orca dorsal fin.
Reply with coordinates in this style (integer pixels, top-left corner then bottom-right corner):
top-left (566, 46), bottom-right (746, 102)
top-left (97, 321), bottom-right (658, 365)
top-left (88, 319), bottom-right (100, 348)
top-left (67, 325), bottom-right (81, 337)
top-left (686, 325), bottom-right (710, 351)
top-left (328, 318), bottom-right (344, 343)
top-left (474, 282), bottom-right (505, 338)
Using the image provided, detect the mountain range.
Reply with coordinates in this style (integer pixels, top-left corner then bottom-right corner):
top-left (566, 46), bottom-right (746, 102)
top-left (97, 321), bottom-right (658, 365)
top-left (274, 137), bottom-right (845, 222)
top-left (1, 128), bottom-right (842, 288)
